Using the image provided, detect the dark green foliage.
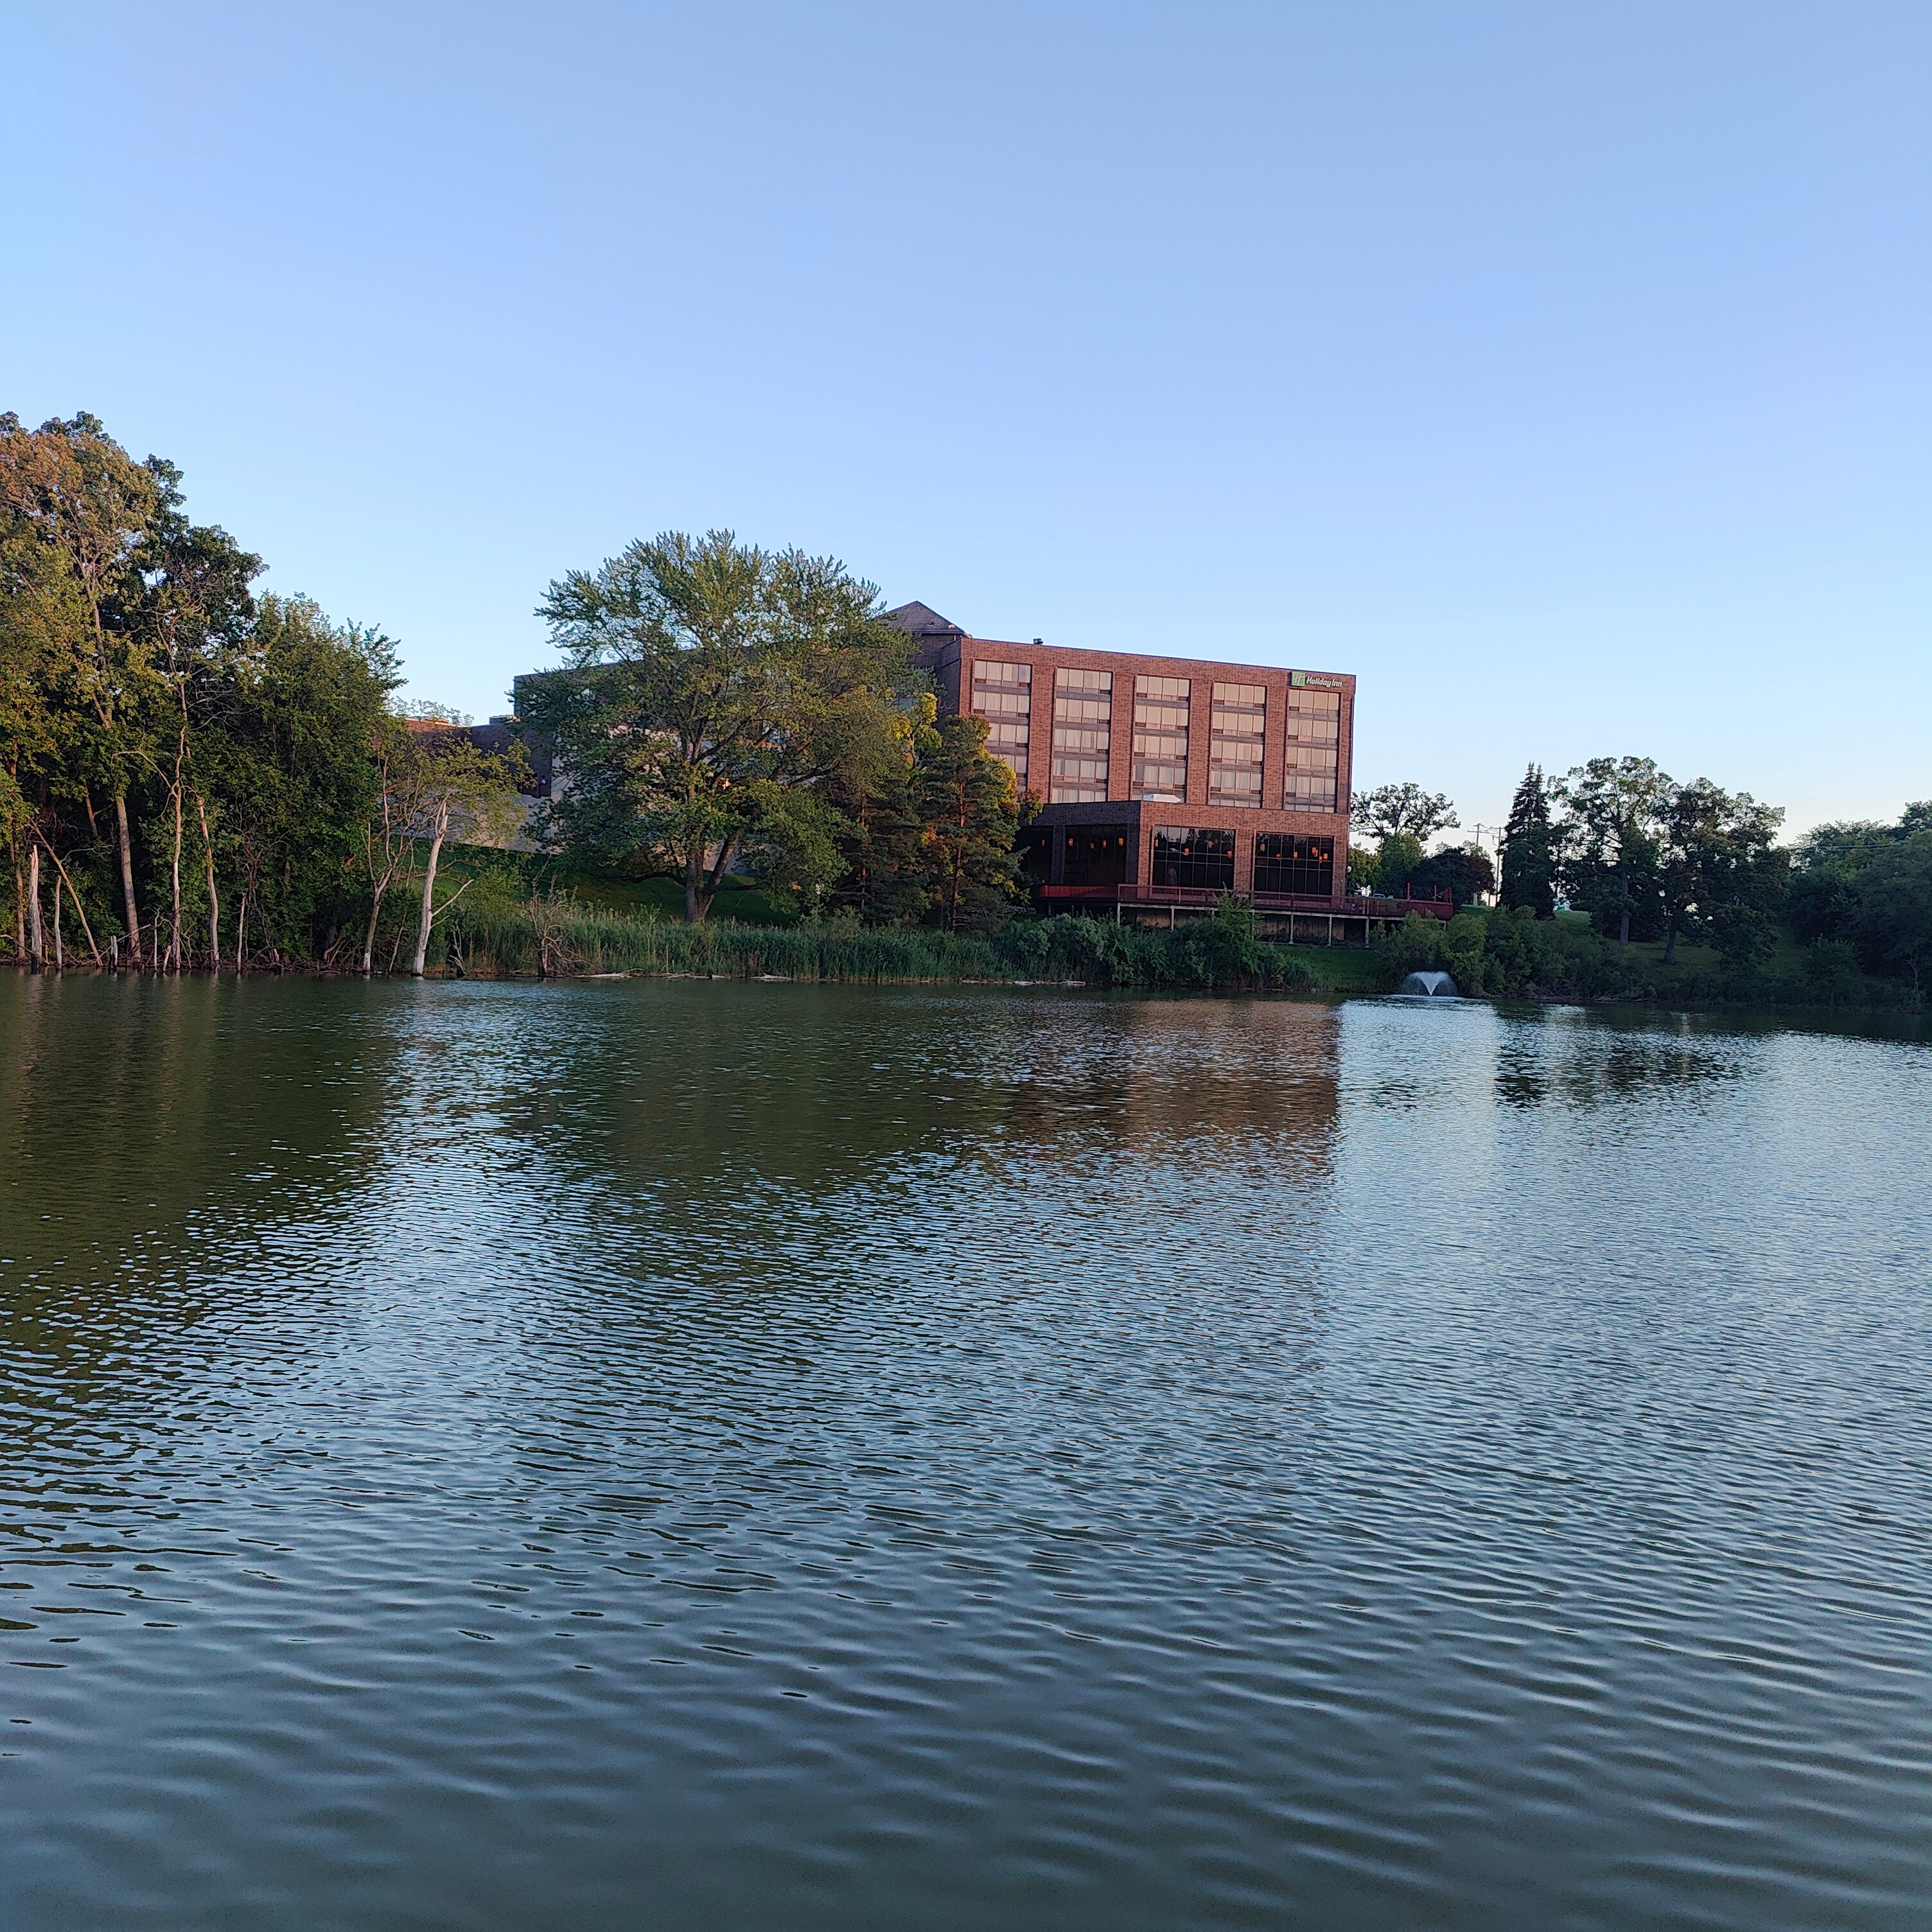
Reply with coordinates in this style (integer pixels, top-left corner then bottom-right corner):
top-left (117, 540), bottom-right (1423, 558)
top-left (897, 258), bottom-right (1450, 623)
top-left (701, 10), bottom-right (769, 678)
top-left (1788, 807), bottom-right (1932, 996)
top-left (823, 696), bottom-right (930, 926)
top-left (1379, 907), bottom-right (1664, 1001)
top-left (1498, 764), bottom-right (1557, 915)
top-left (917, 713), bottom-right (1023, 932)
top-left (1847, 834), bottom-right (1932, 996)
top-left (1657, 778), bottom-right (1786, 963)
top-left (1559, 756), bottom-right (1672, 944)
top-left (1412, 841), bottom-right (1496, 907)
top-left (207, 597), bottom-right (397, 960)
top-left (1373, 832), bottom-right (1423, 896)
top-left (1802, 938), bottom-right (1864, 1006)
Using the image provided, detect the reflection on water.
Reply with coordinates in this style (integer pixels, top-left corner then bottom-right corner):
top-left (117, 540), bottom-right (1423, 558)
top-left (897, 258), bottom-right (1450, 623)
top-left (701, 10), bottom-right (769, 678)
top-left (2, 978), bottom-right (1929, 1931)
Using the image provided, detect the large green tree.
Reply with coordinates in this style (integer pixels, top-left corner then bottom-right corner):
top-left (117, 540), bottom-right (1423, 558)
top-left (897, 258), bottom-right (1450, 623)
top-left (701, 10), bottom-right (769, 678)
top-left (1498, 763), bottom-right (1558, 916)
top-left (1656, 778), bottom-right (1785, 965)
top-left (1412, 841), bottom-right (1496, 907)
top-left (125, 459), bottom-right (263, 967)
top-left (1790, 805), bottom-right (1932, 996)
top-left (529, 531), bottom-right (917, 922)
top-left (825, 690), bottom-right (936, 926)
top-left (1559, 757), bottom-right (1673, 945)
top-left (1849, 832), bottom-right (1932, 996)
top-left (917, 712), bottom-right (1023, 932)
top-left (0, 413), bottom-right (162, 947)
top-left (1351, 782), bottom-right (1459, 843)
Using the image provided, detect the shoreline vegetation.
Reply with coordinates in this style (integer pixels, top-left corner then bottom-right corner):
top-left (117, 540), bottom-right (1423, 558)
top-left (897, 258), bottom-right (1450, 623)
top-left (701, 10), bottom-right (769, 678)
top-left (3, 414), bottom-right (1926, 1014)
top-left (11, 867), bottom-right (1918, 1014)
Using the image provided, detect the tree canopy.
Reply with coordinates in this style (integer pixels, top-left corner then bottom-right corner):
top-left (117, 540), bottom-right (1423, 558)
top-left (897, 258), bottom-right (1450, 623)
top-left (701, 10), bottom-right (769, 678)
top-left (525, 530), bottom-right (1022, 926)
top-left (0, 412), bottom-right (521, 972)
top-left (1351, 782), bottom-right (1459, 843)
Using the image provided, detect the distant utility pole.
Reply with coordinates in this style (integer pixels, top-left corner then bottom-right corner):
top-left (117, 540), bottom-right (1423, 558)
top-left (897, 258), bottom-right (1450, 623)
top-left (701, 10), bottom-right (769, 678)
top-left (1469, 823), bottom-right (1504, 903)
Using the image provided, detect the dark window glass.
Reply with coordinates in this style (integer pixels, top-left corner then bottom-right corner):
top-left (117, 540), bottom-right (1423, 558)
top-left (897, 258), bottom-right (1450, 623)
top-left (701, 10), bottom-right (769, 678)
top-left (1018, 825), bottom-right (1053, 883)
top-left (1063, 827), bottom-right (1131, 887)
top-left (1150, 825), bottom-right (1234, 890)
top-left (1252, 832), bottom-right (1337, 897)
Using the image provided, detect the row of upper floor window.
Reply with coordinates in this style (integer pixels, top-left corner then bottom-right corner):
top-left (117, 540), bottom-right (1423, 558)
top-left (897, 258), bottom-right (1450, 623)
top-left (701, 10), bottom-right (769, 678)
top-left (970, 662), bottom-right (1342, 807)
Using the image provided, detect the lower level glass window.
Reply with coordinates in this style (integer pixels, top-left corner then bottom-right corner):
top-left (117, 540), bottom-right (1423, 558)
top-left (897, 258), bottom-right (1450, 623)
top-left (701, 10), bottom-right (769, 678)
top-left (1150, 825), bottom-right (1234, 890)
top-left (1252, 833), bottom-right (1336, 896)
top-left (1064, 827), bottom-right (1131, 886)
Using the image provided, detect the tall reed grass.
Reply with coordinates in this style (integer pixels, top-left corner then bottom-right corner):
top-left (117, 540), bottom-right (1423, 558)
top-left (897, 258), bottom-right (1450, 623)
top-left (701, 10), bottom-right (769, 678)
top-left (438, 894), bottom-right (1317, 990)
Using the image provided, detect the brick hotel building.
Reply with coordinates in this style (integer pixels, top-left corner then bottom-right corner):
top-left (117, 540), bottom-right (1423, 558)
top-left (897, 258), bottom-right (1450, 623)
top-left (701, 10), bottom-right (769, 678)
top-left (886, 602), bottom-right (1445, 937)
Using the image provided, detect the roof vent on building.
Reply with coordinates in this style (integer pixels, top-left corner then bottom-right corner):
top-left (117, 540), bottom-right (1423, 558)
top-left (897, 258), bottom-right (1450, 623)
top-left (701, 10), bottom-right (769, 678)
top-left (1033, 637), bottom-right (1043, 645)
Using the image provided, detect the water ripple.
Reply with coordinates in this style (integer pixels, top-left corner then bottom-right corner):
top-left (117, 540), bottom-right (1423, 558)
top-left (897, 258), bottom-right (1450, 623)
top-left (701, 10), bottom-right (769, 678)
top-left (1, 978), bottom-right (1928, 1929)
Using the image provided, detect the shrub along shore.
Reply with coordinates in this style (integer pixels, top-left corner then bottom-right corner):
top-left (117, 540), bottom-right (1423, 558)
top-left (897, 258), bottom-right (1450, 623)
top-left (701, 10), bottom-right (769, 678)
top-left (444, 896), bottom-right (1319, 991)
top-left (15, 891), bottom-right (1914, 1010)
top-left (408, 893), bottom-right (1910, 1008)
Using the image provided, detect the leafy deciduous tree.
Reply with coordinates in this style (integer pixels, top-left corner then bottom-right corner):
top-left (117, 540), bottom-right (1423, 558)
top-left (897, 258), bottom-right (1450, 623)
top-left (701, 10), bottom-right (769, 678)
top-left (1351, 782), bottom-right (1459, 843)
top-left (1559, 757), bottom-right (1673, 946)
top-left (529, 531), bottom-right (916, 922)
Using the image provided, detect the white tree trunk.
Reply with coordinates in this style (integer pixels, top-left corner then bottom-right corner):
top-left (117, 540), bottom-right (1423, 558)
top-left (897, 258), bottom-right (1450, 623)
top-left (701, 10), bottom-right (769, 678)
top-left (26, 845), bottom-right (44, 970)
top-left (410, 809), bottom-right (448, 977)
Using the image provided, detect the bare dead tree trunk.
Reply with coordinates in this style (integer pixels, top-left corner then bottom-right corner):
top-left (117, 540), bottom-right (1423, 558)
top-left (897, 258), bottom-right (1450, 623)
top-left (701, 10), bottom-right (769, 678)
top-left (362, 881), bottom-right (387, 975)
top-left (410, 806), bottom-right (448, 976)
top-left (196, 795), bottom-right (220, 969)
top-left (236, 890), bottom-right (249, 969)
top-left (52, 877), bottom-right (64, 972)
top-left (168, 753), bottom-right (185, 972)
top-left (26, 844), bottom-right (44, 971)
top-left (40, 846), bottom-right (101, 966)
top-left (114, 792), bottom-right (139, 955)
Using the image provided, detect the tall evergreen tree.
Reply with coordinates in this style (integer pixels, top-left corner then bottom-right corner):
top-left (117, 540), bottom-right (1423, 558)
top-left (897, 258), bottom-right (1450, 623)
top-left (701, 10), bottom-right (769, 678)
top-left (917, 713), bottom-right (1022, 933)
top-left (1499, 764), bottom-right (1558, 916)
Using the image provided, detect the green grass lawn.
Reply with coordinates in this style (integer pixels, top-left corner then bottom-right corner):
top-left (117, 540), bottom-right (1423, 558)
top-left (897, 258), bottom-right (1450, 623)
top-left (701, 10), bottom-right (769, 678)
top-left (1277, 943), bottom-right (1385, 991)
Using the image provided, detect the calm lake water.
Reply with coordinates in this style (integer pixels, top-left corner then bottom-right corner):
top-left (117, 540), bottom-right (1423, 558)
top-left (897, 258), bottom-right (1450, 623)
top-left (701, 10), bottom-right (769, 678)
top-left (1, 976), bottom-right (1929, 1931)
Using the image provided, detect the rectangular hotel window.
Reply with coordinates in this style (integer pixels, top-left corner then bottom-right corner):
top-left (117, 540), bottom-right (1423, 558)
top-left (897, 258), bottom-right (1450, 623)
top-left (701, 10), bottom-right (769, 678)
top-left (1132, 675), bottom-right (1190, 800)
top-left (1150, 825), bottom-right (1234, 890)
top-left (1283, 685), bottom-right (1340, 810)
top-left (1252, 832), bottom-right (1336, 897)
top-left (1208, 681), bottom-right (1265, 806)
top-left (971, 660), bottom-right (1032, 789)
top-left (1063, 826), bottom-right (1130, 887)
top-left (1051, 667), bottom-right (1112, 802)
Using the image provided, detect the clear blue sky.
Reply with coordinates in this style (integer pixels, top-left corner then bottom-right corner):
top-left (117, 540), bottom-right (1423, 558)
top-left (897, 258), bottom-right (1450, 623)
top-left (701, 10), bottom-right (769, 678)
top-left (4, 3), bottom-right (1926, 836)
